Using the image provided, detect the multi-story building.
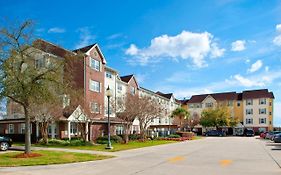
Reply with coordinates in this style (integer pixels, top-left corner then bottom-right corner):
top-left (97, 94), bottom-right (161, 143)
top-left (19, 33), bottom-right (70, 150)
top-left (0, 39), bottom-right (180, 141)
top-left (184, 89), bottom-right (274, 135)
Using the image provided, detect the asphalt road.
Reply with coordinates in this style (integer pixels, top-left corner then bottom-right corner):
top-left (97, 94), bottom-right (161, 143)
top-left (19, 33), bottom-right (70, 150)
top-left (1, 137), bottom-right (281, 175)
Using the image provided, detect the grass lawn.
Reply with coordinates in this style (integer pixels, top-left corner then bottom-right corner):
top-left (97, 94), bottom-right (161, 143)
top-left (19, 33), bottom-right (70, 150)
top-left (16, 140), bottom-right (177, 152)
top-left (0, 150), bottom-right (112, 167)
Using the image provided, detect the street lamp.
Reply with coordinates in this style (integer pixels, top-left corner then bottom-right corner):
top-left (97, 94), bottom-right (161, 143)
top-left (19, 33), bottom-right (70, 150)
top-left (105, 86), bottom-right (113, 149)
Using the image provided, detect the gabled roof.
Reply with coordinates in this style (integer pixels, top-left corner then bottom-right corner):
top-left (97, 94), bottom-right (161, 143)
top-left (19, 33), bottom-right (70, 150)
top-left (177, 99), bottom-right (189, 105)
top-left (156, 91), bottom-right (173, 99)
top-left (33, 39), bottom-right (74, 58)
top-left (72, 44), bottom-right (96, 53)
top-left (120, 74), bottom-right (134, 83)
top-left (73, 43), bottom-right (107, 64)
top-left (242, 89), bottom-right (274, 99)
top-left (187, 89), bottom-right (274, 103)
top-left (188, 92), bottom-right (237, 103)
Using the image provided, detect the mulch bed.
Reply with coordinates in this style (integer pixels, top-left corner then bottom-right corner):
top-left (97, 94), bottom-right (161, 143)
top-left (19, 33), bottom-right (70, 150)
top-left (13, 153), bottom-right (42, 158)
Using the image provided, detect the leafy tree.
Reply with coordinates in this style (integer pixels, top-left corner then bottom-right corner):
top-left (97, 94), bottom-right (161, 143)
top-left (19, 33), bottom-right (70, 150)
top-left (171, 107), bottom-right (190, 131)
top-left (0, 20), bottom-right (63, 153)
top-left (200, 106), bottom-right (234, 129)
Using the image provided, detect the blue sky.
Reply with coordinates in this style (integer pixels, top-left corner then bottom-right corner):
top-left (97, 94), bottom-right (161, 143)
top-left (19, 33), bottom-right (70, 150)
top-left (1, 0), bottom-right (281, 126)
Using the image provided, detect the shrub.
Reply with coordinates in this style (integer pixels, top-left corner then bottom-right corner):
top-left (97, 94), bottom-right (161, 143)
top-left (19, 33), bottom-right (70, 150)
top-left (128, 134), bottom-right (142, 141)
top-left (96, 135), bottom-right (123, 144)
top-left (38, 138), bottom-right (93, 146)
top-left (167, 134), bottom-right (181, 138)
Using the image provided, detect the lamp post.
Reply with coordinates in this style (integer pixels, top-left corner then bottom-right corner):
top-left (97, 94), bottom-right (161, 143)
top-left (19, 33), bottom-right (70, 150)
top-left (105, 86), bottom-right (113, 149)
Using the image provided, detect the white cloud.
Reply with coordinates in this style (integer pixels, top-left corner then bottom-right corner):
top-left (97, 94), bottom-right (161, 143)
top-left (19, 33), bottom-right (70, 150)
top-left (125, 44), bottom-right (139, 55)
top-left (273, 24), bottom-right (281, 46)
top-left (232, 74), bottom-right (265, 87)
top-left (273, 35), bottom-right (281, 46)
top-left (276, 24), bottom-right (281, 33)
top-left (48, 27), bottom-right (65, 33)
top-left (247, 60), bottom-right (263, 73)
top-left (265, 66), bottom-right (269, 72)
top-left (125, 30), bottom-right (225, 68)
top-left (245, 59), bottom-right (250, 63)
top-left (231, 40), bottom-right (246, 51)
top-left (226, 70), bottom-right (281, 88)
top-left (75, 27), bottom-right (96, 49)
top-left (107, 33), bottom-right (123, 40)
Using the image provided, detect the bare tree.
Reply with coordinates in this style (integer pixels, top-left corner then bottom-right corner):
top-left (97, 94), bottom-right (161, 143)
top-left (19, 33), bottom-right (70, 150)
top-left (29, 98), bottom-right (62, 144)
top-left (138, 96), bottom-right (164, 141)
top-left (115, 94), bottom-right (139, 144)
top-left (0, 20), bottom-right (64, 154)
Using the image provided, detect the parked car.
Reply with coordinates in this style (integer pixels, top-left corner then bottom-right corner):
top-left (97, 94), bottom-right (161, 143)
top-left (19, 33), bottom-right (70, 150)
top-left (273, 133), bottom-right (281, 143)
top-left (266, 131), bottom-right (281, 140)
top-left (271, 132), bottom-right (281, 141)
top-left (205, 130), bottom-right (225, 137)
top-left (244, 130), bottom-right (254, 137)
top-left (0, 136), bottom-right (13, 151)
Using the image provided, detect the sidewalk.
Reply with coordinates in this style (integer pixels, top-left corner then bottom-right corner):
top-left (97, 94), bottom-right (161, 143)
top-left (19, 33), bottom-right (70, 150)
top-left (10, 146), bottom-right (118, 156)
top-left (258, 138), bottom-right (281, 168)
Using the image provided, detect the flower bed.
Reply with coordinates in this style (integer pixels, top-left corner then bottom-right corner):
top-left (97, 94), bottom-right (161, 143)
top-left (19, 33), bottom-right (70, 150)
top-left (159, 137), bottom-right (192, 141)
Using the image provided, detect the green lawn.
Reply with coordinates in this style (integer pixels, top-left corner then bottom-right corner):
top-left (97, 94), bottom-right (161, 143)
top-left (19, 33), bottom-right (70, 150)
top-left (15, 140), bottom-right (177, 152)
top-left (0, 150), bottom-right (112, 167)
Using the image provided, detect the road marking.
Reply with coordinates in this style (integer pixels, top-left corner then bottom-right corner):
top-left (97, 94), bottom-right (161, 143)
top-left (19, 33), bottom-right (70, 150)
top-left (168, 156), bottom-right (185, 163)
top-left (219, 159), bottom-right (232, 167)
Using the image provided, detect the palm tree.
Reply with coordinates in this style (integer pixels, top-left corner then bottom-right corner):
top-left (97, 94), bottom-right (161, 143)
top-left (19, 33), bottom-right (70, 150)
top-left (171, 107), bottom-right (190, 131)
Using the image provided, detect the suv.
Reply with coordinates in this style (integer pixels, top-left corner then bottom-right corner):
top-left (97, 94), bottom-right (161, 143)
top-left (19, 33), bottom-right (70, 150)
top-left (205, 130), bottom-right (225, 137)
top-left (0, 136), bottom-right (13, 151)
top-left (244, 130), bottom-right (254, 137)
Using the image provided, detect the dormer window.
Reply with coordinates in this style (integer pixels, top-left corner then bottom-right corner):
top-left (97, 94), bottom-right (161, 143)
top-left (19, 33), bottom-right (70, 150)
top-left (130, 87), bottom-right (136, 95)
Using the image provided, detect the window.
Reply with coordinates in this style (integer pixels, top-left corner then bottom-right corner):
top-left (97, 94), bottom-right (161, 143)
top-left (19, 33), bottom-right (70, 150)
top-left (116, 125), bottom-right (123, 135)
top-left (259, 118), bottom-right (266, 124)
top-left (130, 86), bottom-right (136, 95)
top-left (228, 100), bottom-right (233, 106)
top-left (70, 123), bottom-right (77, 135)
top-left (35, 58), bottom-right (46, 69)
top-left (205, 102), bottom-right (213, 108)
top-left (269, 102), bottom-right (272, 106)
top-left (90, 102), bottom-right (100, 113)
top-left (246, 99), bottom-right (253, 105)
top-left (195, 103), bottom-right (202, 108)
top-left (117, 84), bottom-right (122, 91)
top-left (90, 57), bottom-right (100, 71)
top-left (246, 118), bottom-right (253, 124)
top-left (19, 123), bottom-right (25, 134)
top-left (246, 109), bottom-right (253, 115)
top-left (269, 112), bottom-right (272, 115)
top-left (259, 108), bottom-right (266, 114)
top-left (8, 124), bottom-right (14, 134)
top-left (259, 98), bottom-right (266, 105)
top-left (89, 80), bottom-right (100, 92)
top-left (106, 71), bottom-right (113, 79)
top-left (62, 94), bottom-right (70, 108)
top-left (105, 106), bottom-right (112, 115)
top-left (189, 104), bottom-right (194, 108)
top-left (237, 101), bottom-right (241, 107)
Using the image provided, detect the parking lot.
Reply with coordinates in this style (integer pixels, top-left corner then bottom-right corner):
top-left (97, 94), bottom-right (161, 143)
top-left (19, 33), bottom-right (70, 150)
top-left (0, 136), bottom-right (280, 175)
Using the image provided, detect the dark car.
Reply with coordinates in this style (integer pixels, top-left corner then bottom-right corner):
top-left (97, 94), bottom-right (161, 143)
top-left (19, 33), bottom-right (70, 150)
top-left (273, 133), bottom-right (281, 143)
top-left (205, 130), bottom-right (225, 137)
top-left (0, 136), bottom-right (13, 151)
top-left (244, 130), bottom-right (254, 137)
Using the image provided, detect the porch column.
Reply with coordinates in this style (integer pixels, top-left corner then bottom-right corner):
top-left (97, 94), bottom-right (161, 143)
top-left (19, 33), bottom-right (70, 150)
top-left (51, 123), bottom-right (55, 139)
top-left (36, 122), bottom-right (39, 139)
top-left (85, 122), bottom-right (89, 141)
top-left (68, 121), bottom-right (71, 140)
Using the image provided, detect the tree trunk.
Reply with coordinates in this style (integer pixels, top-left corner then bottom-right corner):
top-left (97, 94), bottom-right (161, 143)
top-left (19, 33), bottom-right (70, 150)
top-left (123, 125), bottom-right (130, 144)
top-left (24, 106), bottom-right (31, 154)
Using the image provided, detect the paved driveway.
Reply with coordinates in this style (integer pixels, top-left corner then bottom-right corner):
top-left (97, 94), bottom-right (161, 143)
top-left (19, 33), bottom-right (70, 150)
top-left (0, 137), bottom-right (280, 175)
